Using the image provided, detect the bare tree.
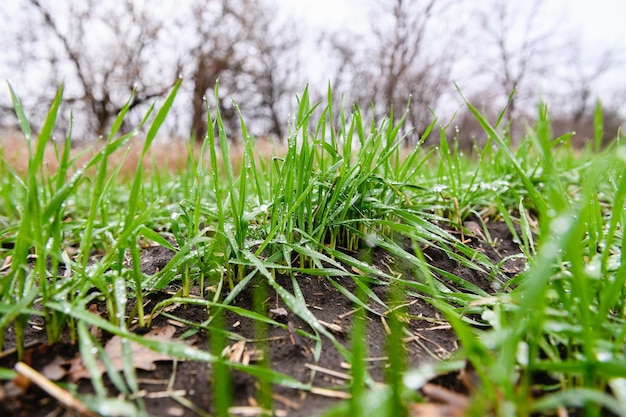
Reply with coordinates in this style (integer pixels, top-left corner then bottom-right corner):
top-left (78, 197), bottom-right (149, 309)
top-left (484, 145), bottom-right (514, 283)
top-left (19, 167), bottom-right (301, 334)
top-left (6, 0), bottom-right (179, 140)
top-left (472, 0), bottom-right (564, 139)
top-left (244, 9), bottom-right (301, 140)
top-left (183, 0), bottom-right (249, 142)
top-left (564, 41), bottom-right (622, 125)
top-left (553, 39), bottom-right (625, 145)
top-left (328, 0), bottom-right (460, 142)
top-left (178, 0), bottom-right (301, 142)
top-left (1, 0), bottom-right (301, 143)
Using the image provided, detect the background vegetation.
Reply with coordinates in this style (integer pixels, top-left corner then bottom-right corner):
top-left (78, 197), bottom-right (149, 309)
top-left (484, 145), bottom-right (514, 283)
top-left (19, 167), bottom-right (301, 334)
top-left (0, 0), bottom-right (624, 146)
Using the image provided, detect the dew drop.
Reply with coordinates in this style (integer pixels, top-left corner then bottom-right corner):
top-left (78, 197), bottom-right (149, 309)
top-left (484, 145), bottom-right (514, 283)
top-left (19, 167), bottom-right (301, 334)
top-left (364, 233), bottom-right (378, 248)
top-left (516, 341), bottom-right (529, 366)
top-left (584, 260), bottom-right (601, 279)
top-left (481, 309), bottom-right (498, 328)
top-left (550, 215), bottom-right (572, 236)
top-left (403, 364), bottom-right (435, 390)
top-left (182, 346), bottom-right (198, 357)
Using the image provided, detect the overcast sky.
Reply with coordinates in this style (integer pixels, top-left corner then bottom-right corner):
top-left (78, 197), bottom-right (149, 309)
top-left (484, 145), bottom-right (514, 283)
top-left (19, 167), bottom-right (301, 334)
top-left (276, 0), bottom-right (626, 106)
top-left (278, 0), bottom-right (626, 44)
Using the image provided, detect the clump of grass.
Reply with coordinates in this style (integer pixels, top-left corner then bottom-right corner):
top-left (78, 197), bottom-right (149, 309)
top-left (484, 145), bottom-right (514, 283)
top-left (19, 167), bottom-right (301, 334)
top-left (1, 80), bottom-right (624, 416)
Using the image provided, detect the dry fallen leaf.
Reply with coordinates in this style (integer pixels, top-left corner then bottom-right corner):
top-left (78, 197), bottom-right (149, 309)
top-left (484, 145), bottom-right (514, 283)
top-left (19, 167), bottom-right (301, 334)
top-left (41, 355), bottom-right (70, 381)
top-left (410, 383), bottom-right (469, 417)
top-left (67, 325), bottom-right (189, 381)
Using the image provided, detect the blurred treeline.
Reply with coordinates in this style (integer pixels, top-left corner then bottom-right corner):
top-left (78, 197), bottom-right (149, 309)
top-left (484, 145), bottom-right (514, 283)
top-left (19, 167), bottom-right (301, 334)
top-left (0, 0), bottom-right (623, 147)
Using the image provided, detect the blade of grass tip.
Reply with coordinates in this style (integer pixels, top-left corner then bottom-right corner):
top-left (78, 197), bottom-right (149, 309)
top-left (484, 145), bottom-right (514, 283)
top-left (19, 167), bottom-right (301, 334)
top-left (206, 95), bottom-right (226, 240)
top-left (2, 83), bottom-right (33, 296)
top-left (10, 84), bottom-right (63, 344)
top-left (142, 78), bottom-right (181, 156)
top-left (109, 87), bottom-right (137, 141)
top-left (398, 117), bottom-right (436, 179)
top-left (137, 226), bottom-right (176, 251)
top-left (233, 102), bottom-right (251, 255)
top-left (495, 85), bottom-right (517, 131)
top-left (212, 83), bottom-right (237, 217)
top-left (384, 100), bottom-right (398, 151)
top-left (235, 100), bottom-right (265, 206)
top-left (79, 91), bottom-right (141, 269)
top-left (8, 83), bottom-right (62, 274)
top-left (125, 78), bottom-right (181, 230)
top-left (7, 82), bottom-right (32, 144)
top-left (296, 85), bottom-right (320, 132)
top-left (314, 91), bottom-right (330, 177)
top-left (327, 82), bottom-right (337, 150)
top-left (54, 115), bottom-right (73, 193)
top-left (593, 100), bottom-right (604, 153)
top-left (455, 83), bottom-right (547, 215)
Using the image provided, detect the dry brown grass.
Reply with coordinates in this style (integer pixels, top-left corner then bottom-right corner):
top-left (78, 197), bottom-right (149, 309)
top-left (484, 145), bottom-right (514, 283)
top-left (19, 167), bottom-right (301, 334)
top-left (0, 133), bottom-right (287, 180)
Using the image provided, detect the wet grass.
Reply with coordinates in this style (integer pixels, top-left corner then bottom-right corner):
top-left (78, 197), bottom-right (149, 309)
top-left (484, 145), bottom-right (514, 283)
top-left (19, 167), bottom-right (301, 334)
top-left (1, 81), bottom-right (625, 416)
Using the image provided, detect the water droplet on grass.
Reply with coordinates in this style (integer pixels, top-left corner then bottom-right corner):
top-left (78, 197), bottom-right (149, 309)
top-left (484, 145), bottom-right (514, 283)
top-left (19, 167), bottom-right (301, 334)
top-left (584, 256), bottom-right (601, 279)
top-left (403, 364), bottom-right (435, 389)
top-left (364, 233), bottom-right (378, 248)
top-left (516, 341), bottom-right (529, 366)
top-left (549, 215), bottom-right (572, 236)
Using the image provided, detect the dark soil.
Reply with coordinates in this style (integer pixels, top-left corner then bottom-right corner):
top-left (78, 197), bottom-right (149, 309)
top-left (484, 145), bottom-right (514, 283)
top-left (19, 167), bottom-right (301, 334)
top-left (1, 220), bottom-right (527, 417)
